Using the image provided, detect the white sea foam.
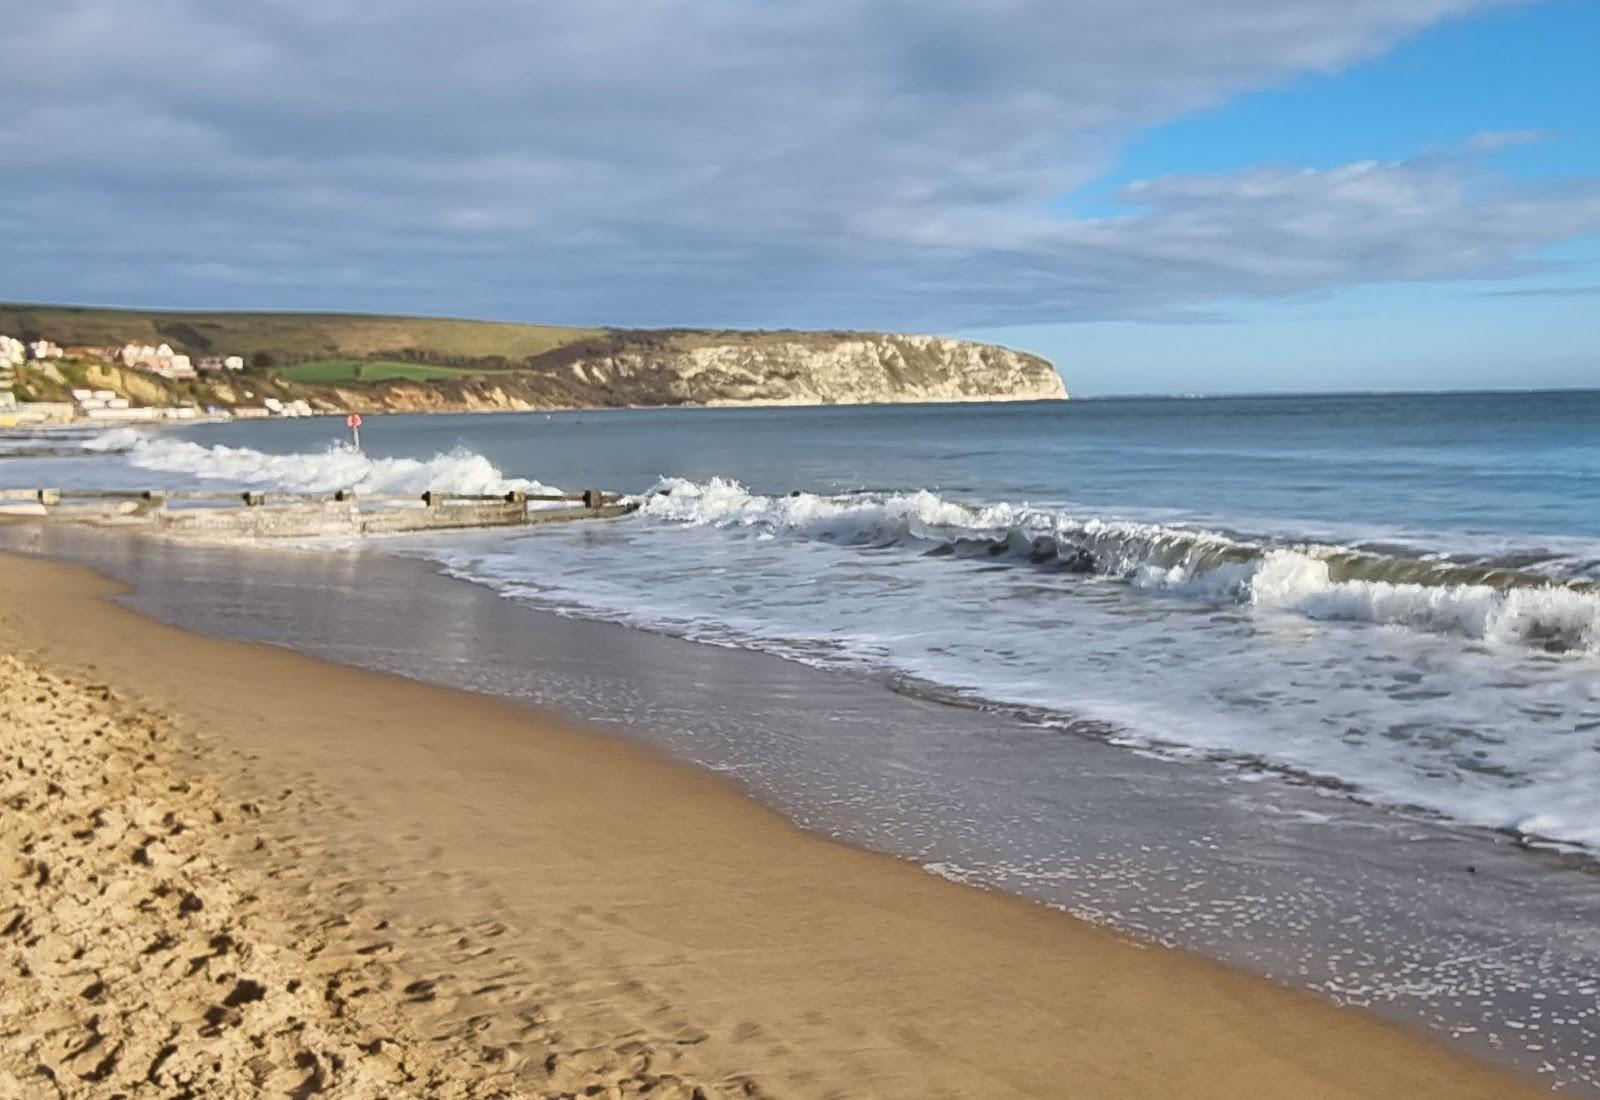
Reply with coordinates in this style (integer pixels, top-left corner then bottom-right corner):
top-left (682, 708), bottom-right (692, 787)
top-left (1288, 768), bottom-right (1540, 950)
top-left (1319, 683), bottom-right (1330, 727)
top-left (73, 441), bottom-right (1600, 653)
top-left (417, 491), bottom-right (1600, 851)
top-left (46, 442), bottom-right (1600, 849)
top-left (639, 478), bottom-right (1600, 653)
top-left (640, 476), bottom-right (998, 538)
top-left (84, 429), bottom-right (559, 497)
top-left (1249, 550), bottom-right (1600, 652)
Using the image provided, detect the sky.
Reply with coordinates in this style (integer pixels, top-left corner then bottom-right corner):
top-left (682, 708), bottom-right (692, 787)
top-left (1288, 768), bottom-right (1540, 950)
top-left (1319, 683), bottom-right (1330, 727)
top-left (2, 0), bottom-right (1596, 394)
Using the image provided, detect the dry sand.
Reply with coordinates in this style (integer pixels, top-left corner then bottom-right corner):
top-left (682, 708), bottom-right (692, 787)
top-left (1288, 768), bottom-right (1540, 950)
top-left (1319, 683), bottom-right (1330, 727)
top-left (0, 548), bottom-right (1540, 1098)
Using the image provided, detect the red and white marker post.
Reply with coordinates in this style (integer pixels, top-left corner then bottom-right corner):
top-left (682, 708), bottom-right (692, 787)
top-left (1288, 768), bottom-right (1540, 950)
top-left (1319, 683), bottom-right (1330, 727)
top-left (346, 412), bottom-right (363, 452)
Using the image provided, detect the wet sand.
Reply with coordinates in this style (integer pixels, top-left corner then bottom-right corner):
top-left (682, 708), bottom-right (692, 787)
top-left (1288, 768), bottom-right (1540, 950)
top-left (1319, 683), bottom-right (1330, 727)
top-left (0, 548), bottom-right (1540, 1097)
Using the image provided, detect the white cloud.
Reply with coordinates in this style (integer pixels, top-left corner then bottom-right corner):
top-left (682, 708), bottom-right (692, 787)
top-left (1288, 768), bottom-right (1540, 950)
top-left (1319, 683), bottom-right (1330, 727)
top-left (5, 0), bottom-right (1591, 328)
top-left (1460, 130), bottom-right (1557, 154)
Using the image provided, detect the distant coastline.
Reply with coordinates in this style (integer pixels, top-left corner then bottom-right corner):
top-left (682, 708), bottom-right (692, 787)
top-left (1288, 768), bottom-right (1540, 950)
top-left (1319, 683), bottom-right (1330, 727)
top-left (0, 302), bottom-right (1064, 424)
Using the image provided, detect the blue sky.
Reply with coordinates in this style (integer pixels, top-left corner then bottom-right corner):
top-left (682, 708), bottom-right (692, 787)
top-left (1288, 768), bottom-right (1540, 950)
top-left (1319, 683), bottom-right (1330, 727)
top-left (3, 0), bottom-right (1597, 394)
top-left (1092, 0), bottom-right (1599, 189)
top-left (974, 0), bottom-right (1600, 393)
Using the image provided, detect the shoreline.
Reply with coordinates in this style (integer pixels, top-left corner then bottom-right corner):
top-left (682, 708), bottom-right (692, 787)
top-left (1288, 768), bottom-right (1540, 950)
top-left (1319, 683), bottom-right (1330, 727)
top-left (0, 545), bottom-right (1542, 1097)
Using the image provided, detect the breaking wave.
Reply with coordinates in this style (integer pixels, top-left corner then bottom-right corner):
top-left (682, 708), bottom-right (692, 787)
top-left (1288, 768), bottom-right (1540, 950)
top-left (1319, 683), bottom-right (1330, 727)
top-left (84, 429), bottom-right (559, 497)
top-left (639, 477), bottom-right (1600, 653)
top-left (62, 432), bottom-right (1600, 657)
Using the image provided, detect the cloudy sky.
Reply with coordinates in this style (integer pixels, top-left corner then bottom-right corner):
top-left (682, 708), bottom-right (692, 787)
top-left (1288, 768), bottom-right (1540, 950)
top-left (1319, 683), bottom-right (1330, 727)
top-left (4, 0), bottom-right (1596, 392)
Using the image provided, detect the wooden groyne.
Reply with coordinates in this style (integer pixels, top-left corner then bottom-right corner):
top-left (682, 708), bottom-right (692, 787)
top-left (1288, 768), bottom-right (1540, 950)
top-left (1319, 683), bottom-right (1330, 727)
top-left (0, 487), bottom-right (637, 539)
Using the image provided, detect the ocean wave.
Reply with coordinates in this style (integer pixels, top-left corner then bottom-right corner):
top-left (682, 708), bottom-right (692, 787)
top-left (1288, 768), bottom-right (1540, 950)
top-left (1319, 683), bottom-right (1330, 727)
top-left (638, 477), bottom-right (1600, 653)
top-left (83, 428), bottom-right (559, 497)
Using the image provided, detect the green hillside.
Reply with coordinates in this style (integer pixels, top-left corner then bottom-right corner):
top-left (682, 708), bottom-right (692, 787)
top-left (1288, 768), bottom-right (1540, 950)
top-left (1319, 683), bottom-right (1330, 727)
top-left (0, 303), bottom-right (601, 367)
top-left (275, 360), bottom-right (504, 384)
top-left (0, 302), bottom-right (1062, 413)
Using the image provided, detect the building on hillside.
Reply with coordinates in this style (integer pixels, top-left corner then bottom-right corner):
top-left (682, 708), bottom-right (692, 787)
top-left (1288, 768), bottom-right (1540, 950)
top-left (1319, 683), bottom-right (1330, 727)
top-left (154, 354), bottom-right (196, 380)
top-left (1, 335), bottom-right (22, 404)
top-left (118, 342), bottom-right (172, 368)
top-left (197, 354), bottom-right (246, 373)
top-left (117, 342), bottom-right (196, 379)
top-left (71, 389), bottom-right (131, 414)
top-left (0, 335), bottom-right (25, 368)
top-left (28, 339), bottom-right (63, 360)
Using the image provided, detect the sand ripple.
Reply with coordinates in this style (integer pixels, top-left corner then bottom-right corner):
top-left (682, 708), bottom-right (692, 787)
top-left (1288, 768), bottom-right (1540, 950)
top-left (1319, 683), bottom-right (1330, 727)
top-left (0, 653), bottom-right (734, 1098)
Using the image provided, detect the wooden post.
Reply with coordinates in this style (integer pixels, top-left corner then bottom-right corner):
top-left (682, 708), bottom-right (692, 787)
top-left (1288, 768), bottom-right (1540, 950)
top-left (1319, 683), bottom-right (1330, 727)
top-left (334, 489), bottom-right (358, 503)
top-left (242, 491), bottom-right (265, 507)
top-left (422, 490), bottom-right (441, 508)
top-left (37, 488), bottom-right (60, 506)
top-left (582, 488), bottom-right (605, 510)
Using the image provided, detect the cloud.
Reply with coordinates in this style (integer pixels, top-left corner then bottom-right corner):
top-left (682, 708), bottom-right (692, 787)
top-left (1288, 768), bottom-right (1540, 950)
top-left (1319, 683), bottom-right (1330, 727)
top-left (4, 0), bottom-right (1592, 330)
top-left (1460, 129), bottom-right (1557, 154)
top-left (981, 156), bottom-right (1600, 323)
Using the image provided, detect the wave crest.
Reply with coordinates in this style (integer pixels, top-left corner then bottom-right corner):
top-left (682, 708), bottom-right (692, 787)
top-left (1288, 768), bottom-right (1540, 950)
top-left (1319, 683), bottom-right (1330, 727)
top-left (640, 478), bottom-right (1600, 653)
top-left (85, 429), bottom-right (559, 497)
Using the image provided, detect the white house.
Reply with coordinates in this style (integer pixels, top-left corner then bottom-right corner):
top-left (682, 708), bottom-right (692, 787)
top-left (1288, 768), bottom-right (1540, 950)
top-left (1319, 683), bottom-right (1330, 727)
top-left (118, 342), bottom-right (158, 367)
top-left (118, 342), bottom-right (174, 368)
top-left (0, 335), bottom-right (25, 368)
top-left (28, 339), bottom-right (63, 360)
top-left (155, 354), bottom-right (196, 380)
top-left (118, 342), bottom-right (196, 379)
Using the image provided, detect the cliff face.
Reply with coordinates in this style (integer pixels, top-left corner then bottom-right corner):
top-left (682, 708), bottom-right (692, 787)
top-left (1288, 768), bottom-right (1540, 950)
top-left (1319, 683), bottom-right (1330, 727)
top-left (576, 333), bottom-right (1063, 406)
top-left (3, 319), bottom-right (1065, 414)
top-left (323, 332), bottom-right (1066, 412)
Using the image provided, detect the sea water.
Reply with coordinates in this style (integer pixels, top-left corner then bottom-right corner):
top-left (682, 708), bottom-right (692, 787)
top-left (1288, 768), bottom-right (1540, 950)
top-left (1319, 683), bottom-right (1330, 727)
top-left (16, 392), bottom-right (1600, 850)
top-left (6, 390), bottom-right (1600, 1087)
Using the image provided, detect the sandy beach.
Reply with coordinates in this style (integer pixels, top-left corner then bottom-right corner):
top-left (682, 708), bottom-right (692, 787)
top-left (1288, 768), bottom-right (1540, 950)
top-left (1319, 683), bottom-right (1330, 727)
top-left (0, 547), bottom-right (1541, 1098)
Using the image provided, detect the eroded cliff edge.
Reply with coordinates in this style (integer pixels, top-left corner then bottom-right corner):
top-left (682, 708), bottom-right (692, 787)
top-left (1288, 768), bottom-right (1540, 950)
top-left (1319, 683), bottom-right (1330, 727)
top-left (1, 302), bottom-right (1066, 413)
top-left (319, 332), bottom-right (1066, 412)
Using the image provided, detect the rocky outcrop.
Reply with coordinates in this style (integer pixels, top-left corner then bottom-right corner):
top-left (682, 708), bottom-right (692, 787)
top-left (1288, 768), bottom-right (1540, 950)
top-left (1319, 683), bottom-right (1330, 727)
top-left (329, 331), bottom-right (1065, 412)
top-left (574, 332), bottom-right (1063, 406)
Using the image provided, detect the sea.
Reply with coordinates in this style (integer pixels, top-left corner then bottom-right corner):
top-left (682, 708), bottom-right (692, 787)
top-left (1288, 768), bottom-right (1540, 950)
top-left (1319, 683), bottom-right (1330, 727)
top-left (5, 390), bottom-right (1600, 1088)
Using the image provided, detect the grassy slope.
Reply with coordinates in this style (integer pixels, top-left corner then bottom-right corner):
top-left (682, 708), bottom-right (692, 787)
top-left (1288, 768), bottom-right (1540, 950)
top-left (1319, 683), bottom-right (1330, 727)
top-left (0, 303), bottom-right (601, 364)
top-left (0, 301), bottom-right (1060, 412)
top-left (277, 360), bottom-right (498, 384)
